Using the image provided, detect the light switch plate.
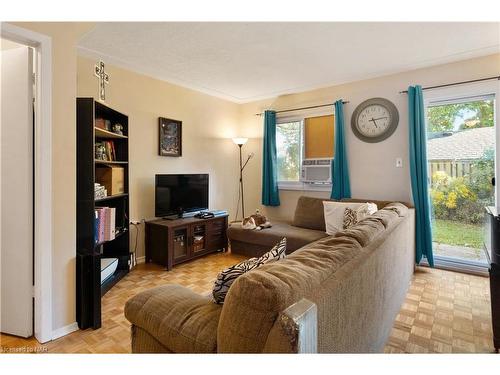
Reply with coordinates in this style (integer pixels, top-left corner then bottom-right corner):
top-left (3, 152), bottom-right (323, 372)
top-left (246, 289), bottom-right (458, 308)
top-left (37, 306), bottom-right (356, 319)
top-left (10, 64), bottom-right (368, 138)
top-left (396, 158), bottom-right (403, 168)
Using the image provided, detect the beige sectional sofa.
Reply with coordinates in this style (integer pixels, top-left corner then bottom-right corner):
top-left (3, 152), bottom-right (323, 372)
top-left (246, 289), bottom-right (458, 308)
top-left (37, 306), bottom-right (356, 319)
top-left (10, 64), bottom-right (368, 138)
top-left (227, 196), bottom-right (404, 257)
top-left (125, 197), bottom-right (415, 353)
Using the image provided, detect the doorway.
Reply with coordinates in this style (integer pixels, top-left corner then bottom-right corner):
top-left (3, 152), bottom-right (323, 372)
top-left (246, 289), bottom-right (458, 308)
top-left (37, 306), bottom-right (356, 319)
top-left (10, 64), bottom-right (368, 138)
top-left (1, 23), bottom-right (53, 344)
top-left (425, 82), bottom-right (499, 274)
top-left (1, 38), bottom-right (35, 338)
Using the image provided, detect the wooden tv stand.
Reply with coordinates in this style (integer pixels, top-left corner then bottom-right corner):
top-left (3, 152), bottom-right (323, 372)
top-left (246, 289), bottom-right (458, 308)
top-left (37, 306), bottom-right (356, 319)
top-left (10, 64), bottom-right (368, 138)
top-left (145, 215), bottom-right (228, 270)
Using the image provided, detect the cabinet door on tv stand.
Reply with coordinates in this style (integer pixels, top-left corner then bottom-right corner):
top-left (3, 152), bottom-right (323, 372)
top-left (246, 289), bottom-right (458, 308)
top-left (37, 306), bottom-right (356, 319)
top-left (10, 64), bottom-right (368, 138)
top-left (170, 225), bottom-right (191, 266)
top-left (190, 222), bottom-right (208, 257)
top-left (206, 217), bottom-right (228, 252)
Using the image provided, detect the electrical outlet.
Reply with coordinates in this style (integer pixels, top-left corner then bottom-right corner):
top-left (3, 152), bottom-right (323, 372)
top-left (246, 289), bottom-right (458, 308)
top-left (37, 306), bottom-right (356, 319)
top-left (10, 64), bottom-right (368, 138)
top-left (130, 220), bottom-right (141, 225)
top-left (396, 158), bottom-right (403, 168)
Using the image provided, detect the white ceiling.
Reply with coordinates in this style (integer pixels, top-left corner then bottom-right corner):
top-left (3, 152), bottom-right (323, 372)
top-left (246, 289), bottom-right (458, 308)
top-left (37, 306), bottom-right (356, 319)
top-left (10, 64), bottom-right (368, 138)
top-left (78, 22), bottom-right (500, 103)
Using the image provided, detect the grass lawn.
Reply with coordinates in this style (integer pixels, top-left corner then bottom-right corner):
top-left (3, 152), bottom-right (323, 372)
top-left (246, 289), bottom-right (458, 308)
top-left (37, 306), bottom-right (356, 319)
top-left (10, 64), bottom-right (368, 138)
top-left (432, 219), bottom-right (483, 249)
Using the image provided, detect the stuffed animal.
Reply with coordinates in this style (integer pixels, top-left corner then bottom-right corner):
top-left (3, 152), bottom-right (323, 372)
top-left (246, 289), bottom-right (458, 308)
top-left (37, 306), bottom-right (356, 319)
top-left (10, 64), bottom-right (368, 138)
top-left (242, 210), bottom-right (272, 230)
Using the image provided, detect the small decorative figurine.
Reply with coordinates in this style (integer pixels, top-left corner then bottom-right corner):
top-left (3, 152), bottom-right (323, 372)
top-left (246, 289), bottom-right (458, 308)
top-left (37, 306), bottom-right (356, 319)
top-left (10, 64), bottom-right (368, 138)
top-left (113, 123), bottom-right (123, 135)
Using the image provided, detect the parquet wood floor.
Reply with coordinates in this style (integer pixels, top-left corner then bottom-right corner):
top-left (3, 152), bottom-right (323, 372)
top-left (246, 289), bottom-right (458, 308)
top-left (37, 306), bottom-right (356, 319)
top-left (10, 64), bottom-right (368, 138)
top-left (0, 252), bottom-right (495, 353)
top-left (384, 267), bottom-right (494, 353)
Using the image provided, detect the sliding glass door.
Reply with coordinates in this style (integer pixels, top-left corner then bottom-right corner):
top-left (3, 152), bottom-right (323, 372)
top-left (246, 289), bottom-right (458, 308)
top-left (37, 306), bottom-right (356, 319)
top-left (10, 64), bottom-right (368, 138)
top-left (425, 82), bottom-right (499, 273)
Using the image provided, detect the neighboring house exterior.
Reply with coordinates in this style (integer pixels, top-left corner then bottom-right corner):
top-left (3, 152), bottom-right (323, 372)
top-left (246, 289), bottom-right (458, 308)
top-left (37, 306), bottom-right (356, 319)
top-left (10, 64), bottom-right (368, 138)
top-left (427, 127), bottom-right (494, 182)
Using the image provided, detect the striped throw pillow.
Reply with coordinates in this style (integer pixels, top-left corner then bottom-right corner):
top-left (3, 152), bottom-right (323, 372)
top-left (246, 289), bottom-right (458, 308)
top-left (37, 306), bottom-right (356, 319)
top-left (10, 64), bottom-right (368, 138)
top-left (343, 207), bottom-right (358, 229)
top-left (212, 237), bottom-right (286, 304)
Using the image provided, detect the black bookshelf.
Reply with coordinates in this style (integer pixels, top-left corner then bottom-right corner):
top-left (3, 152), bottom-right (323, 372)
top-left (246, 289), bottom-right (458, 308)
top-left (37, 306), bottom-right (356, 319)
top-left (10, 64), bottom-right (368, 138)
top-left (76, 98), bottom-right (130, 329)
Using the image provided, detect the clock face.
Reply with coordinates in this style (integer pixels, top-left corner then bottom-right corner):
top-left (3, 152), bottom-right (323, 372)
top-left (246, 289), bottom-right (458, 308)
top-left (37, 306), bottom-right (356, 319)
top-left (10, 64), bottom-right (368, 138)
top-left (356, 104), bottom-right (391, 138)
top-left (351, 98), bottom-right (399, 143)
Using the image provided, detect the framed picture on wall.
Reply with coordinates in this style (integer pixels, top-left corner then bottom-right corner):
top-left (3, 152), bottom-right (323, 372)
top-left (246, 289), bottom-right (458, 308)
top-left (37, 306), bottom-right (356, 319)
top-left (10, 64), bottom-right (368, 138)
top-left (159, 117), bottom-right (182, 157)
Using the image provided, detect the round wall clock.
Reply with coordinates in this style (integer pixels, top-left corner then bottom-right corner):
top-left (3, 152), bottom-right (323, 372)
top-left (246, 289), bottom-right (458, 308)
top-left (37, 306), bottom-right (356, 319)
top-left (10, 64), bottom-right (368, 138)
top-left (351, 97), bottom-right (399, 143)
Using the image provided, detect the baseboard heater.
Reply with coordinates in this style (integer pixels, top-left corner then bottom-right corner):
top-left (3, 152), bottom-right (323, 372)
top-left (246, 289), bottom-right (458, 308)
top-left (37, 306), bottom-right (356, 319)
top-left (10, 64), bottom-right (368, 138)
top-left (101, 258), bottom-right (118, 285)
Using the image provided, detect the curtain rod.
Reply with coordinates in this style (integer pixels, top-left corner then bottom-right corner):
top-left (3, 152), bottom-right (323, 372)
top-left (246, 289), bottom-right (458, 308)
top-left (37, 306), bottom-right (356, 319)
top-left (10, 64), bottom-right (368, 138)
top-left (399, 75), bottom-right (500, 94)
top-left (254, 101), bottom-right (349, 116)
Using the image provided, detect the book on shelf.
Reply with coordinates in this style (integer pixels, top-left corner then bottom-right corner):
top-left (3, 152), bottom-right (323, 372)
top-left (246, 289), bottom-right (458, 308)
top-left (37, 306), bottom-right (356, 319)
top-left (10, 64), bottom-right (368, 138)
top-left (95, 118), bottom-right (111, 131)
top-left (94, 206), bottom-right (116, 245)
top-left (110, 141), bottom-right (116, 160)
top-left (95, 208), bottom-right (106, 244)
top-left (93, 211), bottom-right (99, 245)
top-left (104, 207), bottom-right (116, 241)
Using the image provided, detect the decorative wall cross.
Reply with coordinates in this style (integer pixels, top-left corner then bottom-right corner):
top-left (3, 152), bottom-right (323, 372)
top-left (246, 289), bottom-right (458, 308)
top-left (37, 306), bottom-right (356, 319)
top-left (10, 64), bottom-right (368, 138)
top-left (94, 60), bottom-right (109, 101)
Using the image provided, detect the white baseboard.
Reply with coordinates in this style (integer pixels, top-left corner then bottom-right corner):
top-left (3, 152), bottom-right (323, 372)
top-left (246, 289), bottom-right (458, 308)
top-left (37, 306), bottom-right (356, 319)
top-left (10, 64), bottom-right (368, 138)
top-left (52, 322), bottom-right (79, 340)
top-left (136, 256), bottom-right (145, 265)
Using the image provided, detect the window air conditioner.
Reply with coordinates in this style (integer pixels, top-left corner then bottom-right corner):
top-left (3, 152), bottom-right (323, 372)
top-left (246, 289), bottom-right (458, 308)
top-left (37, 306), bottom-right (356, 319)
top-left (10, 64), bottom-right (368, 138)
top-left (301, 158), bottom-right (333, 184)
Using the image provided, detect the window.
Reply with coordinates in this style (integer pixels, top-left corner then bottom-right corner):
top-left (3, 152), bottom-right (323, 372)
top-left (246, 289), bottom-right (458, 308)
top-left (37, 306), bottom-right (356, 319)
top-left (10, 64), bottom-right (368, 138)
top-left (276, 114), bottom-right (334, 190)
top-left (276, 121), bottom-right (302, 182)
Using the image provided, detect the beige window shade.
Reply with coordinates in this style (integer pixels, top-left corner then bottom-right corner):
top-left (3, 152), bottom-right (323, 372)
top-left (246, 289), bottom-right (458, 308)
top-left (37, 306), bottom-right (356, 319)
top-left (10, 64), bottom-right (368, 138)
top-left (304, 115), bottom-right (334, 159)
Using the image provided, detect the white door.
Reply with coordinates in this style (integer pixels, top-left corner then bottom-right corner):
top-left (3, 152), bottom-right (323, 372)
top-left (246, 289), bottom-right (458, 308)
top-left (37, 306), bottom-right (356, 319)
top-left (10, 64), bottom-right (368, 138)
top-left (0, 45), bottom-right (34, 337)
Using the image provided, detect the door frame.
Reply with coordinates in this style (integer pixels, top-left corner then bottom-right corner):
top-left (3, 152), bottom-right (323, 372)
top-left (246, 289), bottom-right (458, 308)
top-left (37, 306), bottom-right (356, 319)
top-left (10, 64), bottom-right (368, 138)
top-left (1, 23), bottom-right (53, 343)
top-left (423, 79), bottom-right (500, 274)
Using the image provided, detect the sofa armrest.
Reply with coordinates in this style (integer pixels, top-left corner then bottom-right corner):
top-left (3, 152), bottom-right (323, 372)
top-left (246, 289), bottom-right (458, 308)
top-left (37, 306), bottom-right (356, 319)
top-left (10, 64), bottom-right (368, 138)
top-left (263, 299), bottom-right (318, 353)
top-left (125, 284), bottom-right (222, 353)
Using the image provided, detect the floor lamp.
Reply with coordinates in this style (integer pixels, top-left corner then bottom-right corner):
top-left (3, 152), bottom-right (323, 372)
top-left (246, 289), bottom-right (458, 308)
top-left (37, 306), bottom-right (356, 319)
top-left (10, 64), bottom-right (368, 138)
top-left (232, 137), bottom-right (253, 221)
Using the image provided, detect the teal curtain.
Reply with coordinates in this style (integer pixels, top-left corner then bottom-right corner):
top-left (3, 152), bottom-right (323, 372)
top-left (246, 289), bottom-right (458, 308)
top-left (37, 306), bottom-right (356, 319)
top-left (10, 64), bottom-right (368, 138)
top-left (262, 110), bottom-right (280, 206)
top-left (408, 85), bottom-right (434, 267)
top-left (331, 100), bottom-right (351, 200)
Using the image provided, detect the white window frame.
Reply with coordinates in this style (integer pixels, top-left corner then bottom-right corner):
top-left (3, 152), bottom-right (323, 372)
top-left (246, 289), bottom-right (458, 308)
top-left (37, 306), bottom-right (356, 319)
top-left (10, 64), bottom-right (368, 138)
top-left (276, 107), bottom-right (334, 192)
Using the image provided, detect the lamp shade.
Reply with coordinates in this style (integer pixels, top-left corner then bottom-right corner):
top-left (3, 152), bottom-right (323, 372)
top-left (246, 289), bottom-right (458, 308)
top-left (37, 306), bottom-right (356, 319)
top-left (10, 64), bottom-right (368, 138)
top-left (232, 137), bottom-right (248, 145)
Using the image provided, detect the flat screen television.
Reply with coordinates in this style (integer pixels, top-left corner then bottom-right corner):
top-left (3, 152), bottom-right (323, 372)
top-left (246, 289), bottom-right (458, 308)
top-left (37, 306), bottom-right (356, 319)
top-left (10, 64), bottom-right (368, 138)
top-left (155, 174), bottom-right (209, 218)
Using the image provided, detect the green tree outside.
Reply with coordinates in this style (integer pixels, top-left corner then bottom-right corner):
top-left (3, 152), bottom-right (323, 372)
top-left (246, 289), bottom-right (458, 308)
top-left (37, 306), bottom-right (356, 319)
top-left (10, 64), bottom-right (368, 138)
top-left (427, 99), bottom-right (494, 133)
top-left (277, 122), bottom-right (301, 181)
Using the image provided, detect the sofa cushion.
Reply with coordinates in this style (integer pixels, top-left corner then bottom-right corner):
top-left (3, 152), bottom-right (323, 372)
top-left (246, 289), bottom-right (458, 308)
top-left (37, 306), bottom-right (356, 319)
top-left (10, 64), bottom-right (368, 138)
top-left (383, 202), bottom-right (409, 217)
top-left (334, 217), bottom-right (386, 247)
top-left (217, 235), bottom-right (363, 353)
top-left (228, 221), bottom-right (328, 252)
top-left (334, 204), bottom-right (408, 247)
top-left (369, 208), bottom-right (400, 229)
top-left (124, 284), bottom-right (221, 353)
top-left (342, 197), bottom-right (413, 209)
top-left (213, 237), bottom-right (287, 304)
top-left (292, 196), bottom-right (334, 231)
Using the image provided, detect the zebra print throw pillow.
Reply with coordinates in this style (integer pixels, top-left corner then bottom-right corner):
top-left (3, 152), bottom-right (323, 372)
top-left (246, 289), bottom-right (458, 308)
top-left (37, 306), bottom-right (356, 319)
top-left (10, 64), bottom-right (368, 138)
top-left (343, 207), bottom-right (358, 229)
top-left (256, 236), bottom-right (287, 263)
top-left (212, 237), bottom-right (286, 304)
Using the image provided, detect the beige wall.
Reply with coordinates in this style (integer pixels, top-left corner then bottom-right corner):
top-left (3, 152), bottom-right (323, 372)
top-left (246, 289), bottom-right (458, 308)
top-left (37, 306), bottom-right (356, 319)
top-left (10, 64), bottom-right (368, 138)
top-left (239, 53), bottom-right (500, 220)
top-left (77, 56), bottom-right (242, 262)
top-left (10, 23), bottom-right (94, 333)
